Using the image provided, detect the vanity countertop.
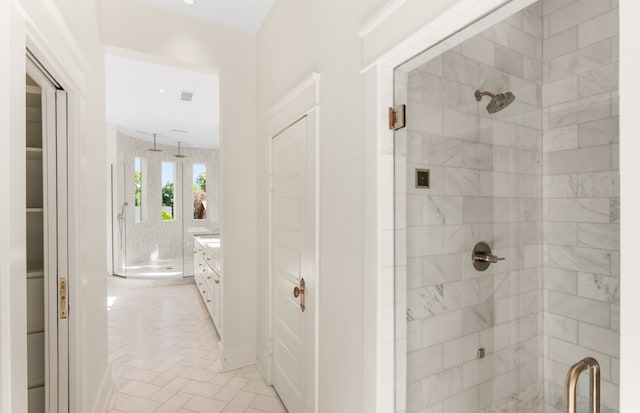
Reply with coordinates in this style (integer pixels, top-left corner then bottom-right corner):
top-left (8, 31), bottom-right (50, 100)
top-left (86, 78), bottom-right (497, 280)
top-left (194, 234), bottom-right (221, 274)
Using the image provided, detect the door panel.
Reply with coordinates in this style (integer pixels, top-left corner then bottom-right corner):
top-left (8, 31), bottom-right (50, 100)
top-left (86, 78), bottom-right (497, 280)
top-left (271, 116), bottom-right (309, 413)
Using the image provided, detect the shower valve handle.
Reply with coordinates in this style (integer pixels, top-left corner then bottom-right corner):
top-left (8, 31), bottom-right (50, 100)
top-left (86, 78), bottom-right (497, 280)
top-left (472, 242), bottom-right (505, 271)
top-left (473, 252), bottom-right (505, 264)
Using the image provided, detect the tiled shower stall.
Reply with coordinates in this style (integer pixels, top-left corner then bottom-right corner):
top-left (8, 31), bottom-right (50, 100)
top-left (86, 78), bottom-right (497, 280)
top-left (395, 1), bottom-right (619, 412)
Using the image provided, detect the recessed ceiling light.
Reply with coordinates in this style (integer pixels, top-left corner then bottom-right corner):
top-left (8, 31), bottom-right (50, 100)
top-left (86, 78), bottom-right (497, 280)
top-left (182, 0), bottom-right (195, 5)
top-left (159, 114), bottom-right (164, 117)
top-left (158, 89), bottom-right (166, 94)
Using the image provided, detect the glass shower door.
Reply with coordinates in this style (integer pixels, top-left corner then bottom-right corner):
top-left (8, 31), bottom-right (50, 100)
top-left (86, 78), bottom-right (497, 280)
top-left (112, 162), bottom-right (127, 277)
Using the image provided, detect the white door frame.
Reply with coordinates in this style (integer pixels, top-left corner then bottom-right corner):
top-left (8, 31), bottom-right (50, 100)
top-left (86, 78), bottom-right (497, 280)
top-left (264, 73), bottom-right (320, 413)
top-left (0, 3), bottom-right (83, 410)
top-left (359, 0), bottom-right (539, 411)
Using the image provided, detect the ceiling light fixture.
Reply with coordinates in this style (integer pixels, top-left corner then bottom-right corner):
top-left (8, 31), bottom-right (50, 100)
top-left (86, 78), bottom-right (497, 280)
top-left (158, 89), bottom-right (166, 94)
top-left (149, 133), bottom-right (163, 152)
top-left (174, 141), bottom-right (186, 158)
top-left (181, 0), bottom-right (195, 5)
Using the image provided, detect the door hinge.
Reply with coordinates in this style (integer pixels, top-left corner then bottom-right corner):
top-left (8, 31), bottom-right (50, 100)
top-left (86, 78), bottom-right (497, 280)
top-left (59, 278), bottom-right (67, 319)
top-left (267, 338), bottom-right (273, 356)
top-left (268, 175), bottom-right (273, 192)
top-left (388, 104), bottom-right (406, 130)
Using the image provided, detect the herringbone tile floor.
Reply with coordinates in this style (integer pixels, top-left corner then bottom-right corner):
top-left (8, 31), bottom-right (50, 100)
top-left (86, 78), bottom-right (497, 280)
top-left (107, 279), bottom-right (287, 413)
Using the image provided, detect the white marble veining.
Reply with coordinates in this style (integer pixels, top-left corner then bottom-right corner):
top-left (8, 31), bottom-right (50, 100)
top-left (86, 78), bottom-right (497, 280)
top-left (398, 2), bottom-right (619, 412)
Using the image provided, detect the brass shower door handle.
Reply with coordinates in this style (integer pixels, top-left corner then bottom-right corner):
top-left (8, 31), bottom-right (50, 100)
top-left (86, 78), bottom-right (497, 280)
top-left (293, 278), bottom-right (306, 312)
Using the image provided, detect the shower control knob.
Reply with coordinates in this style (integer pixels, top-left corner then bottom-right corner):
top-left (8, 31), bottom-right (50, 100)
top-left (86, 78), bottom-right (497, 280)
top-left (472, 242), bottom-right (505, 271)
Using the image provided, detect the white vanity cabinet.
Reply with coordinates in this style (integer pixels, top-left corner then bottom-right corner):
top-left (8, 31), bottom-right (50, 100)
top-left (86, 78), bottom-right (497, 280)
top-left (193, 236), bottom-right (222, 336)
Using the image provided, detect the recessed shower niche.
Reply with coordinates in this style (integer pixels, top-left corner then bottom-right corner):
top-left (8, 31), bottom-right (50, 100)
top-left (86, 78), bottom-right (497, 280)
top-left (394, 1), bottom-right (620, 412)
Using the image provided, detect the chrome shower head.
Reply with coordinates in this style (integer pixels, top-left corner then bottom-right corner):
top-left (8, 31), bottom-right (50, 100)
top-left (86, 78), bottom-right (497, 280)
top-left (475, 90), bottom-right (515, 114)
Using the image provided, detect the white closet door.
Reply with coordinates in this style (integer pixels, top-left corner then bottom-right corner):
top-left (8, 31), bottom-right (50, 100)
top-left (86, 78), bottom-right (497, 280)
top-left (27, 56), bottom-right (69, 413)
top-left (54, 89), bottom-right (69, 413)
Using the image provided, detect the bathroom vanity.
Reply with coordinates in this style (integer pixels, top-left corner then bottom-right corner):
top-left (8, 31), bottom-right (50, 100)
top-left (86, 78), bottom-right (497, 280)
top-left (193, 235), bottom-right (222, 336)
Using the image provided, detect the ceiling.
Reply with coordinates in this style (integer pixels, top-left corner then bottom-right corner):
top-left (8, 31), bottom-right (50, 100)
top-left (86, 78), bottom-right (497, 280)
top-left (105, 55), bottom-right (220, 148)
top-left (135, 0), bottom-right (275, 32)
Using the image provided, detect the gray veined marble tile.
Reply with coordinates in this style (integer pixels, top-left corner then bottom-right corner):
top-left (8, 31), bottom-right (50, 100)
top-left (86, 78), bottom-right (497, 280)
top-left (577, 322), bottom-right (619, 356)
top-left (543, 266), bottom-right (578, 294)
top-left (461, 35), bottom-right (495, 67)
top-left (407, 345), bottom-right (444, 383)
top-left (423, 196), bottom-right (463, 225)
top-left (547, 145), bottom-right (610, 175)
top-left (442, 52), bottom-right (480, 87)
top-left (548, 245), bottom-right (611, 274)
top-left (495, 45), bottom-right (525, 78)
top-left (461, 142), bottom-right (494, 170)
top-left (543, 174), bottom-right (578, 198)
top-left (578, 272), bottom-right (620, 304)
top-left (543, 222), bottom-right (577, 246)
top-left (547, 0), bottom-right (611, 38)
top-left (422, 254), bottom-right (462, 285)
top-left (610, 198), bottom-right (620, 224)
top-left (548, 92), bottom-right (611, 128)
top-left (430, 166), bottom-right (481, 197)
top-left (420, 366), bottom-right (462, 407)
top-left (578, 62), bottom-right (619, 97)
top-left (407, 101), bottom-right (444, 135)
top-left (543, 76), bottom-right (578, 107)
top-left (543, 125), bottom-right (578, 152)
top-left (578, 116), bottom-right (619, 147)
top-left (422, 310), bottom-right (463, 347)
top-left (443, 280), bottom-right (483, 311)
top-left (416, 54), bottom-right (444, 77)
top-left (543, 28), bottom-right (578, 62)
top-left (577, 223), bottom-right (619, 250)
top-left (548, 198), bottom-right (610, 223)
top-left (462, 302), bottom-right (495, 334)
top-left (407, 286), bottom-right (447, 321)
top-left (544, 312), bottom-right (578, 342)
top-left (578, 9), bottom-right (619, 48)
top-left (423, 135), bottom-right (462, 167)
top-left (548, 291), bottom-right (610, 327)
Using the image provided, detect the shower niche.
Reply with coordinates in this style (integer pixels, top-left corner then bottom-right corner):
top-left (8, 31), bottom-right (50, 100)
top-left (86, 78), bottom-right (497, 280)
top-left (394, 1), bottom-right (620, 413)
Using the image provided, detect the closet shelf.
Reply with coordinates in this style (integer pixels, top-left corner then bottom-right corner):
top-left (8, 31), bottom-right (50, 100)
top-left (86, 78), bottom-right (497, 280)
top-left (27, 208), bottom-right (44, 213)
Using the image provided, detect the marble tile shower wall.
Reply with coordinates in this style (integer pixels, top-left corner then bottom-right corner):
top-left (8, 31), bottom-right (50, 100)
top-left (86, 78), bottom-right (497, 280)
top-left (540, 1), bottom-right (619, 412)
top-left (403, 4), bottom-right (545, 412)
top-left (116, 131), bottom-right (220, 268)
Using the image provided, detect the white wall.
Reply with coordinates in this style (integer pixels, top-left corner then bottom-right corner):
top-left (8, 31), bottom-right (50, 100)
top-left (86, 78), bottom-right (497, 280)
top-left (257, 1), bottom-right (386, 411)
top-left (618, 1), bottom-right (640, 412)
top-left (0, 0), bottom-right (110, 412)
top-left (98, 0), bottom-right (258, 369)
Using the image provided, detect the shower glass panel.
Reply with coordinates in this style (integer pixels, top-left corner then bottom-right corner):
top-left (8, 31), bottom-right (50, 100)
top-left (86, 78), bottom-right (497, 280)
top-left (112, 163), bottom-right (127, 277)
top-left (110, 159), bottom-right (186, 279)
top-left (395, 2), bottom-right (620, 412)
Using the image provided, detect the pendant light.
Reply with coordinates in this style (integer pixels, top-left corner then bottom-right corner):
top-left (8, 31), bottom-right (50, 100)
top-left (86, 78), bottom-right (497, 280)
top-left (174, 141), bottom-right (186, 158)
top-left (148, 133), bottom-right (162, 152)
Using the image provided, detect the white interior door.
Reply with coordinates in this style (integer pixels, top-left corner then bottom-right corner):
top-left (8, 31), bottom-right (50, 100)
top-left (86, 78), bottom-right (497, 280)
top-left (271, 115), bottom-right (315, 413)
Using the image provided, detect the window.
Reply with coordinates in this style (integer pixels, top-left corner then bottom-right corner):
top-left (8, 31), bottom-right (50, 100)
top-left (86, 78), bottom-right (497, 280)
top-left (134, 157), bottom-right (143, 222)
top-left (161, 162), bottom-right (175, 221)
top-left (193, 164), bottom-right (206, 220)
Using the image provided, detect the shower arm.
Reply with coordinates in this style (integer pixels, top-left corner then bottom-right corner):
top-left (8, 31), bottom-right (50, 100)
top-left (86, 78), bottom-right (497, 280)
top-left (474, 90), bottom-right (496, 101)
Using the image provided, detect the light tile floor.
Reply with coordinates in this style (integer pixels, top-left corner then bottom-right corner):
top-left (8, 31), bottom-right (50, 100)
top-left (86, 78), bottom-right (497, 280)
top-left (108, 279), bottom-right (288, 413)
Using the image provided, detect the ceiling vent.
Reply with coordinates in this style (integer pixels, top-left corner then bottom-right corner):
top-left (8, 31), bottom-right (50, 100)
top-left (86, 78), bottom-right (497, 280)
top-left (180, 91), bottom-right (194, 102)
top-left (170, 129), bottom-right (188, 133)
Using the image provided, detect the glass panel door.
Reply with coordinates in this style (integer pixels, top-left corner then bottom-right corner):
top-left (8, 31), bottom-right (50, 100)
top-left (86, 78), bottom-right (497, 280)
top-left (111, 162), bottom-right (127, 277)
